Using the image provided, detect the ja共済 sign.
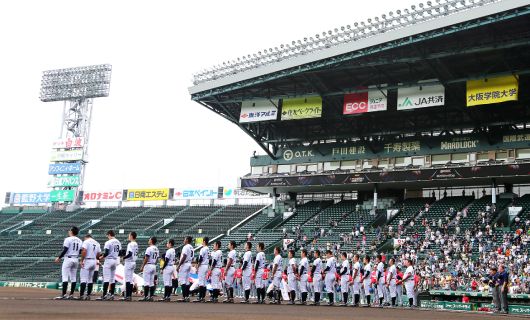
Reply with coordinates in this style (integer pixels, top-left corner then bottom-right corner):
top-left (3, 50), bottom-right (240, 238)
top-left (397, 82), bottom-right (445, 110)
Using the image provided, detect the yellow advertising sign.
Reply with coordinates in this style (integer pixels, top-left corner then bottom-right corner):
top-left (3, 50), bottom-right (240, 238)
top-left (195, 237), bottom-right (203, 246)
top-left (126, 188), bottom-right (169, 201)
top-left (466, 75), bottom-right (518, 107)
top-left (281, 96), bottom-right (322, 120)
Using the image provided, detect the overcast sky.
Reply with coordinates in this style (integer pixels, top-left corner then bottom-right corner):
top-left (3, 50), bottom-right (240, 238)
top-left (0, 0), bottom-right (412, 198)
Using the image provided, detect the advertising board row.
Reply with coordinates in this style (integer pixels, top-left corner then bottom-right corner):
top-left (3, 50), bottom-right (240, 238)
top-left (9, 187), bottom-right (265, 205)
top-left (239, 75), bottom-right (518, 123)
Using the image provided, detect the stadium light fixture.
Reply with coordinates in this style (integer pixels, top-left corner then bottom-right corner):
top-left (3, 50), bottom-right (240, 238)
top-left (40, 64), bottom-right (112, 102)
top-left (191, 0), bottom-right (499, 85)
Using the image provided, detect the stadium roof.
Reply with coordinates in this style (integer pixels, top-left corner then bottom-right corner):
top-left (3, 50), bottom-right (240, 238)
top-left (189, 0), bottom-right (530, 158)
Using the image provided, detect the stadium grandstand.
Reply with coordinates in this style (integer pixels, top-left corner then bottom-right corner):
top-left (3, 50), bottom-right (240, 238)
top-left (2, 0), bottom-right (530, 316)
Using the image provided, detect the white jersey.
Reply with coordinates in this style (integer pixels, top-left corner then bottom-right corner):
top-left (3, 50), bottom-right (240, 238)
top-left (211, 249), bottom-right (223, 268)
top-left (63, 236), bottom-right (82, 257)
top-left (103, 238), bottom-right (122, 259)
top-left (145, 245), bottom-right (159, 264)
top-left (81, 238), bottom-right (100, 259)
top-left (352, 261), bottom-right (361, 281)
top-left (340, 260), bottom-right (350, 276)
top-left (388, 265), bottom-right (397, 281)
top-left (273, 254), bottom-right (283, 276)
top-left (363, 262), bottom-right (372, 278)
top-left (288, 258), bottom-right (297, 275)
top-left (164, 248), bottom-right (176, 266)
top-left (242, 250), bottom-right (252, 271)
top-left (404, 266), bottom-right (415, 283)
top-left (255, 252), bottom-right (265, 270)
top-left (313, 257), bottom-right (322, 274)
top-left (325, 257), bottom-right (337, 274)
top-left (377, 262), bottom-right (385, 280)
top-left (180, 244), bottom-right (194, 264)
top-left (227, 250), bottom-right (237, 268)
top-left (299, 257), bottom-right (309, 274)
top-left (124, 242), bottom-right (139, 263)
top-left (199, 246), bottom-right (209, 266)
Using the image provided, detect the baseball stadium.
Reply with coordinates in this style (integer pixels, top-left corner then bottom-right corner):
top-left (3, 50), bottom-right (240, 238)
top-left (2, 0), bottom-right (530, 319)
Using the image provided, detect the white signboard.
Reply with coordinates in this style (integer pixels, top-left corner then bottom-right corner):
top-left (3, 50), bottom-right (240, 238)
top-left (52, 137), bottom-right (85, 149)
top-left (239, 100), bottom-right (278, 123)
top-left (397, 82), bottom-right (445, 110)
top-left (50, 150), bottom-right (84, 162)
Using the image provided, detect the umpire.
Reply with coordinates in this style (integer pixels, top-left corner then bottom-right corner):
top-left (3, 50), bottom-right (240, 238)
top-left (497, 264), bottom-right (509, 314)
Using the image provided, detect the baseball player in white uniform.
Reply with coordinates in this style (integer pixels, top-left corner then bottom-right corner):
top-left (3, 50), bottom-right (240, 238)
top-left (311, 250), bottom-right (323, 306)
top-left (97, 230), bottom-right (122, 301)
top-left (194, 237), bottom-right (209, 303)
top-left (298, 249), bottom-right (309, 305)
top-left (398, 258), bottom-right (416, 308)
top-left (361, 255), bottom-right (372, 307)
top-left (386, 257), bottom-right (397, 307)
top-left (338, 252), bottom-right (350, 306)
top-left (270, 246), bottom-right (283, 304)
top-left (79, 233), bottom-right (100, 300)
top-left (287, 249), bottom-right (298, 305)
top-left (121, 231), bottom-right (138, 301)
top-left (160, 238), bottom-right (175, 301)
top-left (324, 250), bottom-right (337, 306)
top-left (209, 240), bottom-right (223, 303)
top-left (253, 242), bottom-right (266, 304)
top-left (139, 236), bottom-right (159, 302)
top-left (351, 254), bottom-right (362, 307)
top-left (54, 226), bottom-right (82, 300)
top-left (177, 236), bottom-right (194, 302)
top-left (376, 255), bottom-right (385, 307)
top-left (240, 242), bottom-right (253, 304)
top-left (223, 241), bottom-right (237, 303)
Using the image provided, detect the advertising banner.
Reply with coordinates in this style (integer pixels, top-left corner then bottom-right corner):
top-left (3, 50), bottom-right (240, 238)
top-left (239, 100), bottom-right (278, 123)
top-left (466, 75), bottom-right (518, 106)
top-left (397, 82), bottom-right (445, 110)
top-left (50, 150), bottom-right (83, 162)
top-left (52, 137), bottom-right (85, 149)
top-left (126, 189), bottom-right (169, 201)
top-left (48, 175), bottom-right (80, 187)
top-left (343, 87), bottom-right (387, 114)
top-left (241, 162), bottom-right (530, 188)
top-left (173, 187), bottom-right (264, 199)
top-left (11, 192), bottom-right (50, 205)
top-left (48, 163), bottom-right (82, 175)
top-left (50, 190), bottom-right (76, 202)
top-left (281, 96), bottom-right (322, 120)
top-left (82, 191), bottom-right (123, 202)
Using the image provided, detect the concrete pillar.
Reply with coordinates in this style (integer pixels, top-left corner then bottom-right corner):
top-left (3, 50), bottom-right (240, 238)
top-left (491, 179), bottom-right (497, 205)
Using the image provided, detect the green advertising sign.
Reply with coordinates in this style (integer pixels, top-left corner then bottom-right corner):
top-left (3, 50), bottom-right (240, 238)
top-left (251, 130), bottom-right (530, 166)
top-left (509, 305), bottom-right (530, 315)
top-left (444, 302), bottom-right (475, 311)
top-left (50, 190), bottom-right (76, 202)
top-left (48, 175), bottom-right (80, 187)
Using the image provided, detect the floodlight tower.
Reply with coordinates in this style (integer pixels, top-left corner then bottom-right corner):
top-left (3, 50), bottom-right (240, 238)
top-left (40, 64), bottom-right (112, 205)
